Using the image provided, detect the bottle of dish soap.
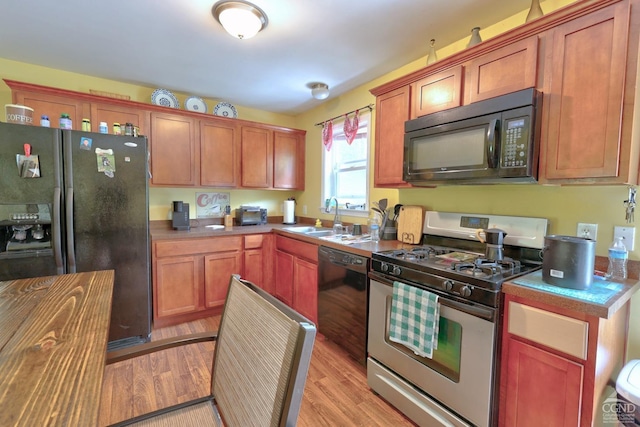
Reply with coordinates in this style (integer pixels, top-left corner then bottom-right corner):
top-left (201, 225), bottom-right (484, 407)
top-left (607, 236), bottom-right (628, 280)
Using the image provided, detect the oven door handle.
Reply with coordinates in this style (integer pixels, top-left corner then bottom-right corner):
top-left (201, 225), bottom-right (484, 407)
top-left (369, 272), bottom-right (496, 321)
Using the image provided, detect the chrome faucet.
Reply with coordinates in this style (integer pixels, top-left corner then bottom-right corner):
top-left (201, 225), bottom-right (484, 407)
top-left (325, 197), bottom-right (341, 228)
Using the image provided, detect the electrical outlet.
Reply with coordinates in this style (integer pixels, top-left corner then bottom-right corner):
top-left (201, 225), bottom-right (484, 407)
top-left (577, 223), bottom-right (598, 240)
top-left (614, 226), bottom-right (635, 251)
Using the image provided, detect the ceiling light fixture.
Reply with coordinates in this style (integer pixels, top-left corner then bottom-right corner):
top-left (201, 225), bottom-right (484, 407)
top-left (212, 1), bottom-right (268, 40)
top-left (311, 83), bottom-right (330, 100)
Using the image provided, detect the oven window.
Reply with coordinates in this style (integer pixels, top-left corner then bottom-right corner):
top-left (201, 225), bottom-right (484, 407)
top-left (433, 317), bottom-right (462, 382)
top-left (385, 296), bottom-right (463, 382)
top-left (410, 127), bottom-right (486, 170)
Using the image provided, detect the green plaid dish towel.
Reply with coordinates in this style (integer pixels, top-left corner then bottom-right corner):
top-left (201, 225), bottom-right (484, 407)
top-left (389, 281), bottom-right (440, 358)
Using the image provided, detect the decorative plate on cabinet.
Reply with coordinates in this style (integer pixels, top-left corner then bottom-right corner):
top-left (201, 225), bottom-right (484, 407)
top-left (151, 89), bottom-right (179, 108)
top-left (213, 102), bottom-right (238, 118)
top-left (185, 96), bottom-right (207, 113)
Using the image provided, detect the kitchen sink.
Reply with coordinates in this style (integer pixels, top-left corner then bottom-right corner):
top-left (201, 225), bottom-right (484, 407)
top-left (304, 230), bottom-right (334, 237)
top-left (283, 226), bottom-right (318, 233)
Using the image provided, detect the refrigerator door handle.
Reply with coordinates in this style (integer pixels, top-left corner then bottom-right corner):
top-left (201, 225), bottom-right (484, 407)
top-left (66, 187), bottom-right (76, 273)
top-left (53, 187), bottom-right (65, 274)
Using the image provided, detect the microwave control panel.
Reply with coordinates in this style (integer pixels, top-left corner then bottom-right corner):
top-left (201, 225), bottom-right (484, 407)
top-left (501, 117), bottom-right (530, 168)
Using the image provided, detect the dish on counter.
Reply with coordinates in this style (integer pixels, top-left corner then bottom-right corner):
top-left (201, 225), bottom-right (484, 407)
top-left (213, 102), bottom-right (238, 118)
top-left (185, 96), bottom-right (207, 113)
top-left (151, 89), bottom-right (179, 109)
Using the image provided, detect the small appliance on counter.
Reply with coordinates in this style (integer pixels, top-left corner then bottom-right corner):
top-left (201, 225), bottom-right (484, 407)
top-left (172, 201), bottom-right (190, 231)
top-left (541, 235), bottom-right (595, 290)
top-left (235, 205), bottom-right (267, 226)
top-left (283, 199), bottom-right (296, 224)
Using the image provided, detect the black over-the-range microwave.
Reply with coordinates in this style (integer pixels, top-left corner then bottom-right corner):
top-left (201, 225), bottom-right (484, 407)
top-left (403, 87), bottom-right (542, 185)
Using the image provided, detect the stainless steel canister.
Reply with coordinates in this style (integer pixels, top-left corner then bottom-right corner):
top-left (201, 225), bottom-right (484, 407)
top-left (541, 235), bottom-right (595, 290)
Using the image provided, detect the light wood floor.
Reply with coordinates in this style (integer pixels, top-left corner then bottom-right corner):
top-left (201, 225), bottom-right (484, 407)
top-left (99, 316), bottom-right (416, 426)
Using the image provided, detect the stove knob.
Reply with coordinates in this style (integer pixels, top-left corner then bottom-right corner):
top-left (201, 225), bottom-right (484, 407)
top-left (460, 285), bottom-right (472, 297)
top-left (443, 280), bottom-right (454, 291)
top-left (392, 265), bottom-right (401, 276)
top-left (381, 262), bottom-right (389, 273)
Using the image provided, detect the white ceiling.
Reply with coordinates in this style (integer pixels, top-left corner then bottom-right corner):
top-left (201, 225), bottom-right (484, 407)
top-left (0, 0), bottom-right (537, 115)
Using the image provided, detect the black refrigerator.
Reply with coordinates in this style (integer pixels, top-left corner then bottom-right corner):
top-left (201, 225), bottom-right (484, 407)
top-left (0, 122), bottom-right (151, 350)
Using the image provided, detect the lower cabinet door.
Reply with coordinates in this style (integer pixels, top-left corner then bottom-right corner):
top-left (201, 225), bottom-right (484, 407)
top-left (504, 338), bottom-right (583, 427)
top-left (155, 256), bottom-right (201, 318)
top-left (243, 249), bottom-right (264, 287)
top-left (274, 250), bottom-right (294, 305)
top-left (293, 257), bottom-right (318, 324)
top-left (204, 251), bottom-right (242, 310)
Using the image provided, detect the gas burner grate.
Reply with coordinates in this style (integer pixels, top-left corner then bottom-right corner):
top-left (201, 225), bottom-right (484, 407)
top-left (451, 257), bottom-right (522, 277)
top-left (387, 247), bottom-right (448, 261)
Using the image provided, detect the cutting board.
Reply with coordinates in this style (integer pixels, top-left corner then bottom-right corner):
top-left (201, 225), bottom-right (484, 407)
top-left (397, 206), bottom-right (424, 244)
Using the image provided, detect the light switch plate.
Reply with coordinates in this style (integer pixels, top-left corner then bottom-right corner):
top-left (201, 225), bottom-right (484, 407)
top-left (614, 226), bottom-right (635, 251)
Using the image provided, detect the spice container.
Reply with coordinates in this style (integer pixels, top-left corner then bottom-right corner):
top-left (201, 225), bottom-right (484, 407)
top-left (82, 118), bottom-right (91, 132)
top-left (40, 115), bottom-right (50, 127)
top-left (99, 122), bottom-right (108, 134)
top-left (113, 122), bottom-right (121, 135)
top-left (59, 113), bottom-right (72, 130)
top-left (124, 122), bottom-right (134, 136)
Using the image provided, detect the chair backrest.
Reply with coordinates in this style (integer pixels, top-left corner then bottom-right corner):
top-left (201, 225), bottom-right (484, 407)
top-left (211, 275), bottom-right (316, 427)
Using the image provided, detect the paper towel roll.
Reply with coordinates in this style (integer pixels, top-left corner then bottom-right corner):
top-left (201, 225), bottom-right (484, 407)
top-left (283, 200), bottom-right (295, 224)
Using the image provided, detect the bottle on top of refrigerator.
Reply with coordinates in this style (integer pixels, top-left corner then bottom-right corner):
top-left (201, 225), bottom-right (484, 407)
top-left (99, 122), bottom-right (108, 134)
top-left (59, 113), bottom-right (72, 129)
top-left (40, 115), bottom-right (50, 127)
top-left (82, 118), bottom-right (91, 132)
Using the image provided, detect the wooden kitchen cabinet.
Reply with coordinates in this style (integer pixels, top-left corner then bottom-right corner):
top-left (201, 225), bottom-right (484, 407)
top-left (90, 102), bottom-right (150, 136)
top-left (152, 236), bottom-right (242, 327)
top-left (273, 130), bottom-right (305, 190)
top-left (200, 118), bottom-right (240, 187)
top-left (499, 293), bottom-right (629, 427)
top-left (369, 0), bottom-right (640, 188)
top-left (371, 85), bottom-right (412, 187)
top-left (4, 79), bottom-right (306, 190)
top-left (150, 112), bottom-right (198, 186)
top-left (155, 255), bottom-right (200, 319)
top-left (241, 125), bottom-right (273, 188)
top-left (464, 36), bottom-right (538, 105)
top-left (274, 235), bottom-right (318, 324)
top-left (243, 233), bottom-right (275, 294)
top-left (7, 81), bottom-right (89, 130)
top-left (539, 1), bottom-right (633, 184)
top-left (503, 337), bottom-right (583, 427)
top-left (411, 65), bottom-right (462, 119)
top-left (292, 257), bottom-right (318, 323)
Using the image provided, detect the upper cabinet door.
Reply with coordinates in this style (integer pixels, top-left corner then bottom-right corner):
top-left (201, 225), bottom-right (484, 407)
top-left (150, 112), bottom-right (198, 186)
top-left (411, 65), bottom-right (463, 118)
top-left (13, 91), bottom-right (89, 130)
top-left (465, 36), bottom-right (539, 105)
top-left (200, 119), bottom-right (240, 187)
top-left (374, 86), bottom-right (412, 187)
top-left (91, 103), bottom-right (150, 136)
top-left (241, 126), bottom-right (273, 188)
top-left (541, 2), bottom-right (629, 182)
top-left (273, 130), bottom-right (305, 190)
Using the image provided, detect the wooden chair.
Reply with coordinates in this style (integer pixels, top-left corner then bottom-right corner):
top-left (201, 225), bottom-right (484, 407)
top-left (106, 275), bottom-right (317, 427)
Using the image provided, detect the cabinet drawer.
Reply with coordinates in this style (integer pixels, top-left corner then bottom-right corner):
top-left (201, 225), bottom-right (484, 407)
top-left (508, 301), bottom-right (588, 360)
top-left (155, 236), bottom-right (242, 257)
top-left (275, 235), bottom-right (318, 263)
top-left (244, 234), bottom-right (263, 249)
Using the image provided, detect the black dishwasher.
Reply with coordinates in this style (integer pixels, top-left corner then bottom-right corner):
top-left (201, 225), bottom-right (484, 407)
top-left (318, 246), bottom-right (369, 365)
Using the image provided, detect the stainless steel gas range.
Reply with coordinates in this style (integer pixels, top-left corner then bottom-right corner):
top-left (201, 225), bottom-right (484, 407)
top-left (367, 211), bottom-right (548, 427)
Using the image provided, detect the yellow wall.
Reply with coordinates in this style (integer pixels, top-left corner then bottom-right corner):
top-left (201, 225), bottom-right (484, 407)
top-left (3, 0), bottom-right (640, 358)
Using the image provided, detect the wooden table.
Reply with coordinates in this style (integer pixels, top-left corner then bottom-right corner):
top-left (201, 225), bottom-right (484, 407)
top-left (0, 270), bottom-right (114, 426)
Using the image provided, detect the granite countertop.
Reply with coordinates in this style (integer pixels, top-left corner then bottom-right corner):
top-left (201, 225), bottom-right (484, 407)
top-left (503, 270), bottom-right (640, 319)
top-left (150, 220), bottom-right (409, 257)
